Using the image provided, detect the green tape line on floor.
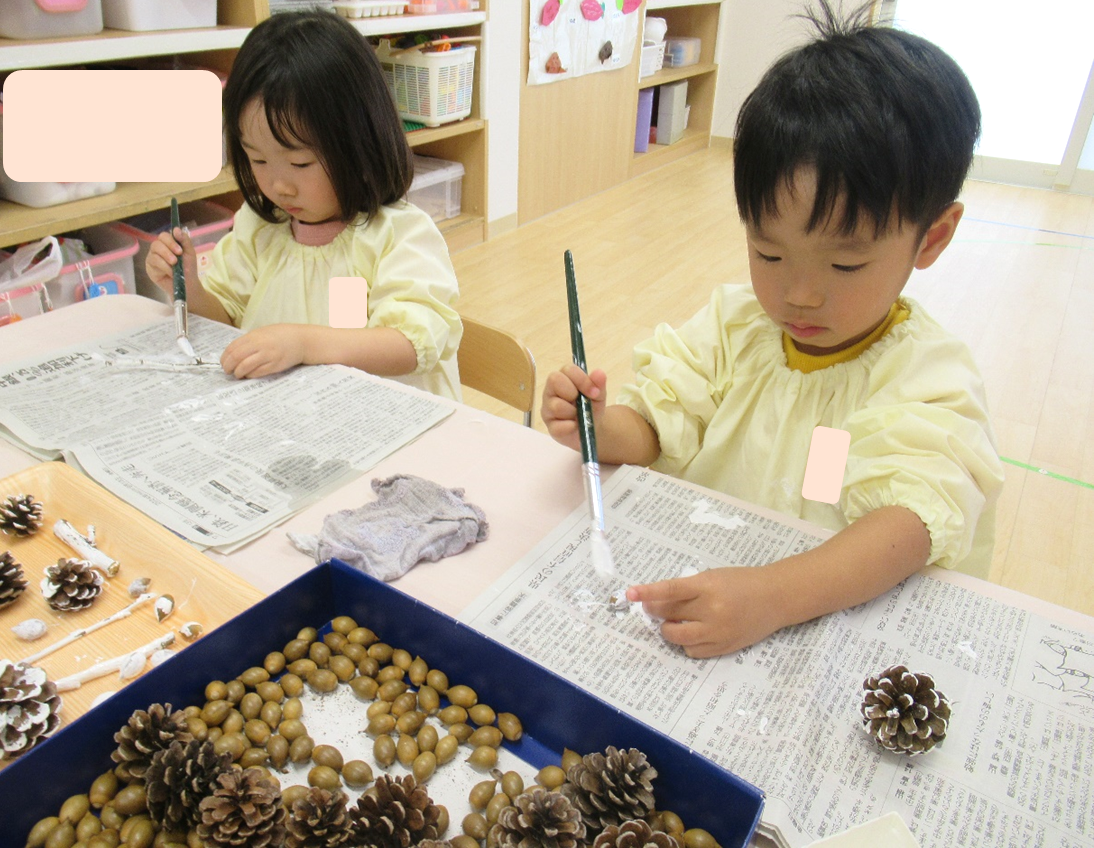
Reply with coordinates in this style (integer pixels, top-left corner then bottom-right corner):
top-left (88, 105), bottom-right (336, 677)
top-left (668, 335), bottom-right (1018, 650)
top-left (1000, 457), bottom-right (1094, 490)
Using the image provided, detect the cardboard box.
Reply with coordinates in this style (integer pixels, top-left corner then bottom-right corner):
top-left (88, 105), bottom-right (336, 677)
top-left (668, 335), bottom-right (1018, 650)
top-left (0, 561), bottom-right (765, 847)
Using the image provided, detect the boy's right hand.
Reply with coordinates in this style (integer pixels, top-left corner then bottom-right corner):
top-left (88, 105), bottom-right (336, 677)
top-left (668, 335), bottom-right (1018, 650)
top-left (541, 364), bottom-right (608, 452)
top-left (145, 226), bottom-right (197, 296)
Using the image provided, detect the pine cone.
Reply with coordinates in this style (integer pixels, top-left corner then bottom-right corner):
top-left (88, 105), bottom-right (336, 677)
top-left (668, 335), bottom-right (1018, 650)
top-left (112, 702), bottom-right (194, 782)
top-left (41, 557), bottom-right (103, 612)
top-left (286, 787), bottom-right (352, 848)
top-left (0, 659), bottom-right (62, 759)
top-left (861, 664), bottom-right (950, 755)
top-left (593, 820), bottom-right (680, 848)
top-left (489, 788), bottom-right (586, 848)
top-left (198, 766), bottom-right (286, 848)
top-left (562, 747), bottom-right (657, 835)
top-left (0, 551), bottom-right (28, 609)
top-left (0, 494), bottom-right (43, 537)
top-left (146, 739), bottom-right (232, 831)
top-left (347, 774), bottom-right (441, 848)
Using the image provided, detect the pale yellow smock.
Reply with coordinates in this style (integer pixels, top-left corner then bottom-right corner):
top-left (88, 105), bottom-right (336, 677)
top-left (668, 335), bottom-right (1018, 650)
top-left (202, 201), bottom-right (462, 400)
top-left (617, 284), bottom-right (1004, 577)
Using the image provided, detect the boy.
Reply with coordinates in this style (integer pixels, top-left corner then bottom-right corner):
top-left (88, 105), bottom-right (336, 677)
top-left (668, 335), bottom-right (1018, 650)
top-left (541, 2), bottom-right (1004, 658)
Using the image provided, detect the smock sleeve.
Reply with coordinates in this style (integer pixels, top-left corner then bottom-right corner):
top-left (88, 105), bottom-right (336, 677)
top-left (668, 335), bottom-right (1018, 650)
top-left (617, 287), bottom-right (756, 475)
top-left (840, 336), bottom-right (1004, 570)
top-left (361, 204), bottom-right (461, 375)
top-left (200, 204), bottom-right (262, 327)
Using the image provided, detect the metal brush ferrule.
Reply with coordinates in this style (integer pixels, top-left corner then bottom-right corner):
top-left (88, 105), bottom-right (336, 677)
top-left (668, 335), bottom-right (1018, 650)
top-left (582, 462), bottom-right (606, 532)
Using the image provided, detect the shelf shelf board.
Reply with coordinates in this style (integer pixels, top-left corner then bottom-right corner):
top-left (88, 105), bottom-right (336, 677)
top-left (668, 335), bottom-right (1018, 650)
top-left (0, 167), bottom-right (237, 249)
top-left (637, 61), bottom-right (717, 90)
top-left (0, 26), bottom-right (251, 71)
top-left (406, 117), bottom-right (486, 146)
top-left (346, 11), bottom-right (486, 36)
top-left (647, 0), bottom-right (722, 8)
top-left (631, 127), bottom-right (711, 177)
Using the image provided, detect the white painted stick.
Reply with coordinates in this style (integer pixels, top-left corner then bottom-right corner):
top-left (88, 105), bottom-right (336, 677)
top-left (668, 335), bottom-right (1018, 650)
top-left (20, 593), bottom-right (155, 665)
top-left (54, 632), bottom-right (176, 692)
top-left (53, 519), bottom-right (120, 576)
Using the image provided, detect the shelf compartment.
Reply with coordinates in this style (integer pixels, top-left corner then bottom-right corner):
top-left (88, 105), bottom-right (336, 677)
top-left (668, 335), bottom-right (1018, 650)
top-left (630, 125), bottom-right (711, 177)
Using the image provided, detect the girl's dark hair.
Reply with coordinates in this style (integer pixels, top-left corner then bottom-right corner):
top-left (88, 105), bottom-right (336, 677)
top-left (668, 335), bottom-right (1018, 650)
top-left (733, 1), bottom-right (981, 237)
top-left (224, 10), bottom-right (412, 223)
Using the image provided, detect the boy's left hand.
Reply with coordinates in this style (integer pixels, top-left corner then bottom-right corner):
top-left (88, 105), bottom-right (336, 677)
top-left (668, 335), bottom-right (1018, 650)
top-left (626, 566), bottom-right (782, 658)
top-left (221, 324), bottom-right (306, 379)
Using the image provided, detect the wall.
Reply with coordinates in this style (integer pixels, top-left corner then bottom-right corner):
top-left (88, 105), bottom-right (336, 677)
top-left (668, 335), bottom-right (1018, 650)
top-left (482, 3), bottom-right (522, 227)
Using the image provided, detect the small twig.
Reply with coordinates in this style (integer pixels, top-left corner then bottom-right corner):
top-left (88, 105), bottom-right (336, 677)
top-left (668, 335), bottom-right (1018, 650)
top-left (54, 519), bottom-right (120, 576)
top-left (54, 632), bottom-right (175, 692)
top-left (21, 593), bottom-right (154, 665)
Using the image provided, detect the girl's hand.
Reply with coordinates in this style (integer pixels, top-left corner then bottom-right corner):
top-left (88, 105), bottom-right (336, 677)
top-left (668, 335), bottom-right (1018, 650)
top-left (146, 227), bottom-right (197, 295)
top-left (221, 324), bottom-right (306, 379)
top-left (541, 364), bottom-right (608, 452)
top-left (626, 566), bottom-right (782, 658)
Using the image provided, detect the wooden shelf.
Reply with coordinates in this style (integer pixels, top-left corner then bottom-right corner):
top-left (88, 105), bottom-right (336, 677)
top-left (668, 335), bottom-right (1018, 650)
top-left (638, 61), bottom-right (716, 90)
top-left (630, 126), bottom-right (711, 176)
top-left (0, 26), bottom-right (251, 70)
top-left (346, 11), bottom-right (486, 36)
top-left (407, 118), bottom-right (486, 147)
top-left (0, 167), bottom-right (237, 249)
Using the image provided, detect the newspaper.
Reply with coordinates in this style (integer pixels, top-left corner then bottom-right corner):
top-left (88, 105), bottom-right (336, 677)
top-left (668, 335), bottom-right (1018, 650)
top-left (0, 316), bottom-right (452, 551)
top-left (460, 465), bottom-right (1094, 847)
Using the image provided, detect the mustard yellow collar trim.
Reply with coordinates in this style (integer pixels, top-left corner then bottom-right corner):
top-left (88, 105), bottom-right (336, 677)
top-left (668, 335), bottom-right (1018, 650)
top-left (784, 301), bottom-right (910, 374)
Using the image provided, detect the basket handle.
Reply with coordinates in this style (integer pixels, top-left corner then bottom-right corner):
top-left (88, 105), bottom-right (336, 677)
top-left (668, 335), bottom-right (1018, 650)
top-left (390, 36), bottom-right (482, 57)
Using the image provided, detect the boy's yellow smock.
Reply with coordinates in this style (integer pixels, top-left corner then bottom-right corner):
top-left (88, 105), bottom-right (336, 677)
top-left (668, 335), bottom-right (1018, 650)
top-left (617, 284), bottom-right (1004, 578)
top-left (201, 201), bottom-right (462, 400)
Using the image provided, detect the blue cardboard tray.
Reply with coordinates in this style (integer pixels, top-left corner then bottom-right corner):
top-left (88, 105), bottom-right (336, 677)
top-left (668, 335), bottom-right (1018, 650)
top-left (0, 560), bottom-right (764, 846)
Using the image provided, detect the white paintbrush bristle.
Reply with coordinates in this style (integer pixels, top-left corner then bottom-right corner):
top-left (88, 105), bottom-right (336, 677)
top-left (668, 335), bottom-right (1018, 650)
top-left (590, 527), bottom-right (616, 578)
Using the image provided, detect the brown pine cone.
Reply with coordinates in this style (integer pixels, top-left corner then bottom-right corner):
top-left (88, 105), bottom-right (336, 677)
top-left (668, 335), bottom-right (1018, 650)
top-left (0, 659), bottom-right (62, 759)
top-left (861, 664), bottom-right (950, 755)
top-left (593, 820), bottom-right (680, 848)
top-left (489, 788), bottom-right (586, 848)
top-left (40, 557), bottom-right (103, 612)
top-left (347, 774), bottom-right (441, 848)
top-left (286, 787), bottom-right (352, 848)
top-left (562, 747), bottom-right (658, 835)
top-left (146, 739), bottom-right (232, 831)
top-left (112, 702), bottom-right (194, 782)
top-left (0, 494), bottom-right (43, 537)
top-left (0, 551), bottom-right (28, 609)
top-left (198, 766), bottom-right (286, 848)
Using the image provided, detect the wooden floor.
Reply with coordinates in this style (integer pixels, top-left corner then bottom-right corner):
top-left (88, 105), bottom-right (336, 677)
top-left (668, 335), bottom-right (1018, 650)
top-left (452, 144), bottom-right (1094, 620)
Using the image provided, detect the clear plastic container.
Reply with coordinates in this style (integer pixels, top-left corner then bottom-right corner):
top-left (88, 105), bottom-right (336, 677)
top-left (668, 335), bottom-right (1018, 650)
top-left (115, 200), bottom-right (235, 303)
top-left (100, 0), bottom-right (217, 31)
top-left (664, 36), bottom-right (701, 68)
top-left (0, 0), bottom-right (103, 39)
top-left (406, 0), bottom-right (479, 12)
top-left (53, 224), bottom-right (139, 308)
top-left (333, 0), bottom-right (405, 16)
top-left (408, 155), bottom-right (463, 223)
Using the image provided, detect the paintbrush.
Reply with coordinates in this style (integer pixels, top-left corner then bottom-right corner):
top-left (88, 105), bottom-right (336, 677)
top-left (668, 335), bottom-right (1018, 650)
top-left (171, 198), bottom-right (196, 359)
top-left (564, 249), bottom-right (624, 606)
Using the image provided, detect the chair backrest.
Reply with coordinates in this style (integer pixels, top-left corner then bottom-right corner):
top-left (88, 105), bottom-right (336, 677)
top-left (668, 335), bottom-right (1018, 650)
top-left (457, 316), bottom-right (536, 426)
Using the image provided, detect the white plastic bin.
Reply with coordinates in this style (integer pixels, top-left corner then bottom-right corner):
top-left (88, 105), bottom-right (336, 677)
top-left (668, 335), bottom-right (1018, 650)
top-left (376, 39), bottom-right (476, 128)
top-left (115, 200), bottom-right (235, 303)
top-left (408, 155), bottom-right (463, 223)
top-left (0, 103), bottom-right (117, 208)
top-left (100, 0), bottom-right (217, 31)
top-left (0, 0), bottom-right (103, 39)
top-left (52, 224), bottom-right (139, 308)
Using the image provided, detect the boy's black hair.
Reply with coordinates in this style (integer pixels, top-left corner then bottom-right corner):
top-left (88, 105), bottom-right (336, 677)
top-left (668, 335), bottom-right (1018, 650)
top-left (224, 11), bottom-right (412, 224)
top-left (733, 1), bottom-right (981, 237)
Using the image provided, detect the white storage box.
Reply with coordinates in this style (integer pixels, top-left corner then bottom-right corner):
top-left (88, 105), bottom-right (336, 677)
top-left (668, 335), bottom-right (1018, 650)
top-left (408, 154), bottom-right (463, 223)
top-left (0, 103), bottom-right (116, 208)
top-left (640, 40), bottom-right (666, 78)
top-left (0, 0), bottom-right (103, 39)
top-left (115, 199), bottom-right (234, 303)
top-left (377, 39), bottom-right (476, 128)
top-left (100, 0), bottom-right (217, 31)
top-left (333, 0), bottom-right (405, 16)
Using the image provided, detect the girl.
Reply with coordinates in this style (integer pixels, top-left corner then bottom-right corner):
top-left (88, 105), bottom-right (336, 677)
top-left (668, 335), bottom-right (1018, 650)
top-left (147, 11), bottom-right (462, 398)
top-left (542, 5), bottom-right (1004, 658)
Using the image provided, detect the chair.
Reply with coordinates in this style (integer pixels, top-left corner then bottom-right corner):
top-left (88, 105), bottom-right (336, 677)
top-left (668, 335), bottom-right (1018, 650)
top-left (457, 316), bottom-right (537, 427)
